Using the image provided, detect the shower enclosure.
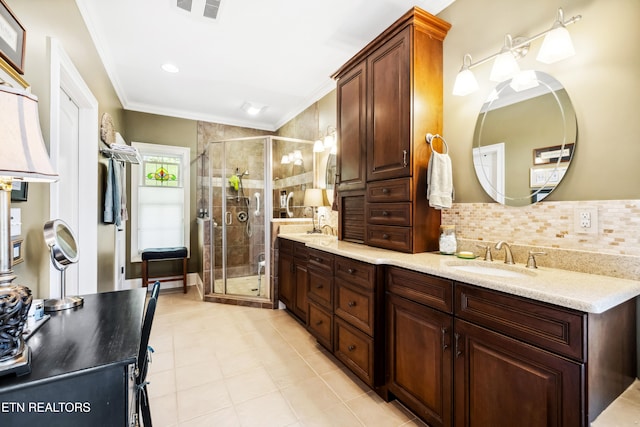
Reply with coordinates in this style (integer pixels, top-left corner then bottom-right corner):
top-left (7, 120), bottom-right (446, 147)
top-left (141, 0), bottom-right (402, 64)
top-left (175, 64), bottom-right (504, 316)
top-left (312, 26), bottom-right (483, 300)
top-left (198, 136), bottom-right (313, 306)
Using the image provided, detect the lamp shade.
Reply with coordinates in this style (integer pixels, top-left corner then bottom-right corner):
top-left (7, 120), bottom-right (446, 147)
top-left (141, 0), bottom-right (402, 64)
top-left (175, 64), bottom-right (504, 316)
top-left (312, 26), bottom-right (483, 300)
top-left (536, 26), bottom-right (575, 64)
top-left (0, 85), bottom-right (58, 182)
top-left (303, 188), bottom-right (329, 207)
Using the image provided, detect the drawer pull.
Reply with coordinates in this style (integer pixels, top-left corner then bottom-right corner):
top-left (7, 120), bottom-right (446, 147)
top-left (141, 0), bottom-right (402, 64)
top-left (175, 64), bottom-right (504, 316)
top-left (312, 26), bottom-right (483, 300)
top-left (316, 320), bottom-right (323, 326)
top-left (348, 345), bottom-right (356, 352)
top-left (315, 284), bottom-right (323, 289)
top-left (347, 301), bottom-right (356, 307)
top-left (382, 233), bottom-right (390, 240)
top-left (455, 333), bottom-right (463, 358)
top-left (442, 327), bottom-right (448, 351)
top-left (382, 211), bottom-right (389, 216)
top-left (402, 150), bottom-right (408, 167)
top-left (382, 188), bottom-right (390, 194)
top-left (347, 268), bottom-right (355, 274)
top-left (314, 257), bottom-right (321, 262)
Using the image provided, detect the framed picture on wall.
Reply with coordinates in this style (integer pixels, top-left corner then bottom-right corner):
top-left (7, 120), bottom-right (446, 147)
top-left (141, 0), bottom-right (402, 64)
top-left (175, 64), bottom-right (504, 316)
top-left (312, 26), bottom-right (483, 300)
top-left (11, 181), bottom-right (27, 201)
top-left (0, 0), bottom-right (26, 75)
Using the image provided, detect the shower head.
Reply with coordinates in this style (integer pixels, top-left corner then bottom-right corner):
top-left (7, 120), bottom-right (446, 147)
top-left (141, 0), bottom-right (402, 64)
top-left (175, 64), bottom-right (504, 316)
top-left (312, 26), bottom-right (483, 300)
top-left (240, 170), bottom-right (249, 176)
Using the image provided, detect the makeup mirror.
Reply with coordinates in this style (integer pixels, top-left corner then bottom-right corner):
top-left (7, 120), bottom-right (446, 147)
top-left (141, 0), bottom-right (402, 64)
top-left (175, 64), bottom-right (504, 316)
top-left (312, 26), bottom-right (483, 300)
top-left (43, 219), bottom-right (83, 311)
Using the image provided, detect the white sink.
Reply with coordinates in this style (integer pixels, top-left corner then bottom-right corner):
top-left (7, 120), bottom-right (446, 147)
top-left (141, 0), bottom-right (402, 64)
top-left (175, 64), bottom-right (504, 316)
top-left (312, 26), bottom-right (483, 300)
top-left (448, 263), bottom-right (534, 279)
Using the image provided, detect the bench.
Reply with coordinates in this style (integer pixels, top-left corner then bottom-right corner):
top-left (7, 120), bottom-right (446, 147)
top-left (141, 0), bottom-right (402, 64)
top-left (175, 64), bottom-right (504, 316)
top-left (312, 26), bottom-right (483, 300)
top-left (141, 247), bottom-right (188, 293)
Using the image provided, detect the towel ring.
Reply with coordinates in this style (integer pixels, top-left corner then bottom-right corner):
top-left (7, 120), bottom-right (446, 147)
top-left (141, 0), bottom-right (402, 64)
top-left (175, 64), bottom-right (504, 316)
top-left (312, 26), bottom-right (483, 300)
top-left (426, 133), bottom-right (449, 154)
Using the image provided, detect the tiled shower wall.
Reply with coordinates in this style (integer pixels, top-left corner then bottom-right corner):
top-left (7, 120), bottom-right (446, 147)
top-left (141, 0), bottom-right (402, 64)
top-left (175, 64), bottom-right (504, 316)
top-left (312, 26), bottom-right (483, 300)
top-left (441, 200), bottom-right (640, 280)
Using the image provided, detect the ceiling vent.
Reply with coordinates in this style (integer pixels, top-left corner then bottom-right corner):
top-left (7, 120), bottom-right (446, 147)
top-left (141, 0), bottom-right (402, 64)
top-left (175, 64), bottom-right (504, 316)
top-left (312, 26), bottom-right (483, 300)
top-left (176, 0), bottom-right (221, 20)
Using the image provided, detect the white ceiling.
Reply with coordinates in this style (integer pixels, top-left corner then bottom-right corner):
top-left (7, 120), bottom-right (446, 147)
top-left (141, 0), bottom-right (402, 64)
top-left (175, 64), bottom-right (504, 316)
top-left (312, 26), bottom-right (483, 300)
top-left (76, 0), bottom-right (455, 131)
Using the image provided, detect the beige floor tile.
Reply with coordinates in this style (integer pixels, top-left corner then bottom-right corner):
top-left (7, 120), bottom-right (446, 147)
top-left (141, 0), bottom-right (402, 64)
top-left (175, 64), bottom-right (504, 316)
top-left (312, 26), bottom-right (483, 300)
top-left (264, 354), bottom-right (318, 389)
top-left (175, 359), bottom-right (224, 391)
top-left (225, 366), bottom-right (279, 405)
top-left (218, 348), bottom-right (264, 377)
top-left (234, 390), bottom-right (298, 427)
top-left (147, 369), bottom-right (177, 398)
top-left (346, 391), bottom-right (414, 427)
top-left (149, 350), bottom-right (176, 374)
top-left (178, 406), bottom-right (240, 427)
top-left (281, 376), bottom-right (342, 420)
top-left (592, 380), bottom-right (640, 426)
top-left (303, 349), bottom-right (342, 376)
top-left (298, 402), bottom-right (364, 426)
top-left (177, 379), bottom-right (233, 422)
top-left (149, 392), bottom-right (179, 427)
top-left (321, 368), bottom-right (369, 402)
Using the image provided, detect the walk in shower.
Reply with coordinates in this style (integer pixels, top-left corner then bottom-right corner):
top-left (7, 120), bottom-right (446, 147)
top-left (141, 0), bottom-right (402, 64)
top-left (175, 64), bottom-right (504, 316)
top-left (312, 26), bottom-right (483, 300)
top-left (198, 136), bottom-right (313, 306)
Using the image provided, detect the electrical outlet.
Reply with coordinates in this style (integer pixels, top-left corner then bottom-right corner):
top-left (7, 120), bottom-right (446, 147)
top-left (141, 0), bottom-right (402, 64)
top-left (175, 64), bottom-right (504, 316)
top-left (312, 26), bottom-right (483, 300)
top-left (574, 207), bottom-right (598, 234)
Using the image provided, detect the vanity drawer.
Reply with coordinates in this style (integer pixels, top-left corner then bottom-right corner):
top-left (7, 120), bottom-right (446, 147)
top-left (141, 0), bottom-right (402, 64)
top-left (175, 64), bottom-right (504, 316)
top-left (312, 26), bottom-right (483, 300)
top-left (307, 268), bottom-right (333, 309)
top-left (308, 248), bottom-right (334, 271)
top-left (335, 282), bottom-right (375, 335)
top-left (293, 241), bottom-right (308, 260)
top-left (335, 257), bottom-right (376, 290)
top-left (455, 283), bottom-right (586, 361)
top-left (334, 317), bottom-right (374, 386)
top-left (366, 178), bottom-right (412, 202)
top-left (386, 266), bottom-right (453, 314)
top-left (365, 202), bottom-right (412, 226)
top-left (365, 225), bottom-right (412, 253)
top-left (307, 302), bottom-right (333, 351)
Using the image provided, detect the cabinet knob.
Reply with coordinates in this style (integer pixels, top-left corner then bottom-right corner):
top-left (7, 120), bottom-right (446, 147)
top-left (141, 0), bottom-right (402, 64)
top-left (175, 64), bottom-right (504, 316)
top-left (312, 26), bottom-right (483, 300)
top-left (348, 345), bottom-right (356, 352)
top-left (315, 284), bottom-right (323, 289)
top-left (348, 301), bottom-right (356, 307)
top-left (347, 268), bottom-right (355, 274)
top-left (382, 188), bottom-right (390, 194)
top-left (315, 257), bottom-right (321, 262)
top-left (382, 233), bottom-right (390, 240)
top-left (382, 211), bottom-right (389, 217)
top-left (316, 320), bottom-right (323, 326)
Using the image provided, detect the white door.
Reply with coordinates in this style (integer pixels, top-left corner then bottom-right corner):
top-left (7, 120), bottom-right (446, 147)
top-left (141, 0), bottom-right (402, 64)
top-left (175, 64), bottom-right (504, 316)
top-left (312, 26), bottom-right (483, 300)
top-left (49, 38), bottom-right (99, 298)
top-left (57, 88), bottom-right (80, 295)
top-left (473, 142), bottom-right (505, 204)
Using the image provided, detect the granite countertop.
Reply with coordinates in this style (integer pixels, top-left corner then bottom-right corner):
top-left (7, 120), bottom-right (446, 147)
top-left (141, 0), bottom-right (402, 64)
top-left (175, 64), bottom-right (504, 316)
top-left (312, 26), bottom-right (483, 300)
top-left (278, 233), bottom-right (640, 314)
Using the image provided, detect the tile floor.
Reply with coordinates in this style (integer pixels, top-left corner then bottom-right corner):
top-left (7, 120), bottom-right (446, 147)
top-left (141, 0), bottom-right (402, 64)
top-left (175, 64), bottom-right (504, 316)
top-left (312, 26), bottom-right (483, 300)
top-left (147, 288), bottom-right (427, 427)
top-left (147, 288), bottom-right (639, 427)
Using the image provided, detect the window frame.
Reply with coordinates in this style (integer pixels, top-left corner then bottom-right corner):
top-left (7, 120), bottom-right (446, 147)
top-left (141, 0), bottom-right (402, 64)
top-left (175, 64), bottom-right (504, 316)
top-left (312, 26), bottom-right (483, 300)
top-left (130, 142), bottom-right (190, 263)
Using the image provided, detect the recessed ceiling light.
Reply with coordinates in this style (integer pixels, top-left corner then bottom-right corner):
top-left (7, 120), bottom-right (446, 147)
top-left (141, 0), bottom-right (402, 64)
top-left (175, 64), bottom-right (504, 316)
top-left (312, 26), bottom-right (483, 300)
top-left (161, 63), bottom-right (180, 73)
top-left (241, 102), bottom-right (266, 115)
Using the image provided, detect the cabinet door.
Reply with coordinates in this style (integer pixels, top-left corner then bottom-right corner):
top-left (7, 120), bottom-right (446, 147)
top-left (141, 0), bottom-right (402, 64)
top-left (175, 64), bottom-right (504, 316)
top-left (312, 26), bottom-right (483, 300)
top-left (367, 27), bottom-right (411, 182)
top-left (454, 319), bottom-right (583, 427)
top-left (387, 293), bottom-right (453, 427)
top-left (337, 61), bottom-right (367, 191)
top-left (278, 251), bottom-right (294, 309)
top-left (293, 262), bottom-right (308, 323)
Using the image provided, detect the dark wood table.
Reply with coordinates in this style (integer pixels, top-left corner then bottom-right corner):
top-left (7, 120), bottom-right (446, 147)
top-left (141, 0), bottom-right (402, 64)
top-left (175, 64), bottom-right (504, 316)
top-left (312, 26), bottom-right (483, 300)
top-left (0, 288), bottom-right (146, 426)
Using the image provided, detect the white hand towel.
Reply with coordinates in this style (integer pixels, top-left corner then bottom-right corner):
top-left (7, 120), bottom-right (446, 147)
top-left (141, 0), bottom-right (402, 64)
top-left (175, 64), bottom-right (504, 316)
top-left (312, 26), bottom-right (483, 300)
top-left (427, 151), bottom-right (453, 209)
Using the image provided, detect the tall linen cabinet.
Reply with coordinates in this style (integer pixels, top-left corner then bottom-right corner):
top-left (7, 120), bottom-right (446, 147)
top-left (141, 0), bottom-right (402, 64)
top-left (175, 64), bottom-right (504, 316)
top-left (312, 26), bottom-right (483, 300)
top-left (332, 7), bottom-right (451, 253)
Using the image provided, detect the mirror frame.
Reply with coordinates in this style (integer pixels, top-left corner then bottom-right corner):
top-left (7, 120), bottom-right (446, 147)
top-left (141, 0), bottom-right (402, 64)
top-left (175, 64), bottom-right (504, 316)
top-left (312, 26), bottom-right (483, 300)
top-left (43, 219), bottom-right (79, 268)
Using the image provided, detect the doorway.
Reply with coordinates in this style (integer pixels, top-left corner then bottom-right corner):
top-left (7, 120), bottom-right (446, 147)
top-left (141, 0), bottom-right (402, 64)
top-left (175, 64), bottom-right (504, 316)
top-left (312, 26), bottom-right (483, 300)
top-left (48, 38), bottom-right (99, 297)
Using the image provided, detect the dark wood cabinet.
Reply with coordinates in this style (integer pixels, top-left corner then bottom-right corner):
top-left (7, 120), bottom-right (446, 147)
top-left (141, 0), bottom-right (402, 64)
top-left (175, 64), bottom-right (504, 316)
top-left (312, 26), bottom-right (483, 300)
top-left (385, 267), bottom-right (636, 427)
top-left (453, 318), bottom-right (582, 427)
top-left (277, 239), bottom-right (308, 323)
top-left (336, 60), bottom-right (367, 193)
top-left (387, 292), bottom-right (453, 427)
top-left (332, 7), bottom-right (451, 253)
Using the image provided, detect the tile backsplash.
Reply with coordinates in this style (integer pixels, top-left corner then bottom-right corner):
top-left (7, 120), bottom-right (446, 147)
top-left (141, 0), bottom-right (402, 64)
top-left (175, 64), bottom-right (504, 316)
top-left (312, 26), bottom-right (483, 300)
top-left (441, 200), bottom-right (640, 280)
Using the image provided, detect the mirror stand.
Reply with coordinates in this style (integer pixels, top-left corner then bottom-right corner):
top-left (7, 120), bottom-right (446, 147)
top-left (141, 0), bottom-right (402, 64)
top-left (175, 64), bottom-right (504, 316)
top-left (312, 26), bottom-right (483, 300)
top-left (43, 254), bottom-right (83, 312)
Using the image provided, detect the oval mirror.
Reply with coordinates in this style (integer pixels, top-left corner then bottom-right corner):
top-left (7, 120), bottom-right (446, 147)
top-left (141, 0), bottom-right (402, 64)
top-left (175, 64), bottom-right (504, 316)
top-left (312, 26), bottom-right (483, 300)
top-left (43, 219), bottom-right (82, 312)
top-left (325, 153), bottom-right (336, 205)
top-left (472, 71), bottom-right (577, 206)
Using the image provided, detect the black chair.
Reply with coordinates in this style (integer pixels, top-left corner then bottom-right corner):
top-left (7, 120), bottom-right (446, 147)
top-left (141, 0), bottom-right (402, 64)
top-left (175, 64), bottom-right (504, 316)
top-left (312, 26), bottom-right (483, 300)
top-left (136, 281), bottom-right (160, 426)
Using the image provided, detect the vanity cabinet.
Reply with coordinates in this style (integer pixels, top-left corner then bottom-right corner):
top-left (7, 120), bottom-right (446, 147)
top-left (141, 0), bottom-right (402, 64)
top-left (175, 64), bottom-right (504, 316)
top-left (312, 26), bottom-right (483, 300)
top-left (332, 7), bottom-right (450, 253)
top-left (386, 266), bottom-right (454, 427)
top-left (386, 267), bottom-right (636, 427)
top-left (277, 239), bottom-right (308, 323)
top-left (306, 248), bottom-right (335, 349)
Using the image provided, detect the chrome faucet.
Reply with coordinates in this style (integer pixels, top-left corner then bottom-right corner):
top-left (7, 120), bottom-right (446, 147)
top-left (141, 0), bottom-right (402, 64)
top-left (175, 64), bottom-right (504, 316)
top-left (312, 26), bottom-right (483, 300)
top-left (495, 241), bottom-right (515, 264)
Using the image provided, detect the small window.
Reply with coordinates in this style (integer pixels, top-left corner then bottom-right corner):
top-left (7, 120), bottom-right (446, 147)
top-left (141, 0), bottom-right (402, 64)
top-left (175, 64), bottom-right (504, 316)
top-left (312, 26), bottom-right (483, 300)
top-left (130, 142), bottom-right (190, 262)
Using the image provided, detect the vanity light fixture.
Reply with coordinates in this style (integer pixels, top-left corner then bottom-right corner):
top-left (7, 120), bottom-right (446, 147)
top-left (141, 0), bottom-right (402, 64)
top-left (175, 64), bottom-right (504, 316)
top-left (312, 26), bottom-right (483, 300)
top-left (452, 7), bottom-right (582, 96)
